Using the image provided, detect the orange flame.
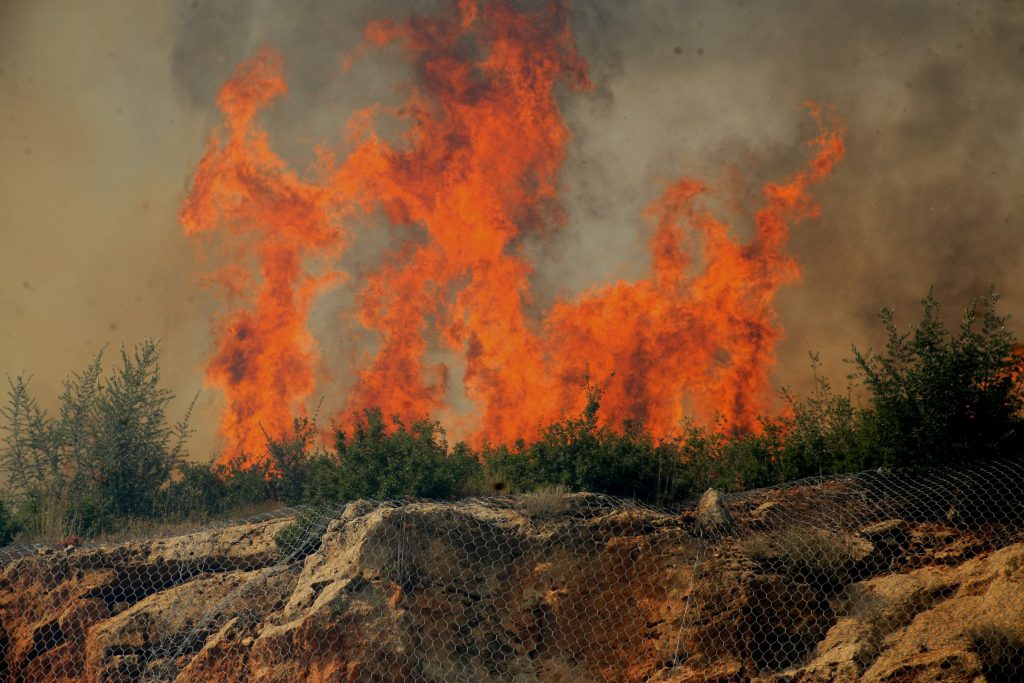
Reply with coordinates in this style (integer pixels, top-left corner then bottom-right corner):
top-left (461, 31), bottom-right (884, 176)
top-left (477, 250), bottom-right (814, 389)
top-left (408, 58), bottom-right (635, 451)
top-left (184, 0), bottom-right (845, 467)
top-left (181, 50), bottom-right (343, 463)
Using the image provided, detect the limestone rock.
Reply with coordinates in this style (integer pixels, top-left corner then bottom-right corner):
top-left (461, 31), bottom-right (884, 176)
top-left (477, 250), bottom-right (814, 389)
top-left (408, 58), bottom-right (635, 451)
top-left (775, 542), bottom-right (1024, 682)
top-left (2, 488), bottom-right (1023, 682)
top-left (696, 488), bottom-right (733, 535)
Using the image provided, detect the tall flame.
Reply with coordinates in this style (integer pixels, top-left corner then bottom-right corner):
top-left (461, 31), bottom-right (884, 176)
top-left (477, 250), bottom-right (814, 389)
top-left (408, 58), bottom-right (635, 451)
top-left (183, 0), bottom-right (845, 466)
top-left (180, 50), bottom-right (343, 460)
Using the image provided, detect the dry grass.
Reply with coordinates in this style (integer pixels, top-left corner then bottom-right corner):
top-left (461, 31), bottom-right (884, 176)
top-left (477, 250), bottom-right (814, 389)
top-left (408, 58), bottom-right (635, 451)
top-left (14, 499), bottom-right (289, 548)
top-left (519, 485), bottom-right (570, 519)
top-left (737, 525), bottom-right (868, 590)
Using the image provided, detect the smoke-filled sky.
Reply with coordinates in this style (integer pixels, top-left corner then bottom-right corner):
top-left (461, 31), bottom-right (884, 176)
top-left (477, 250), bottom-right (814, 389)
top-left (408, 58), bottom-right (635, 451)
top-left (2, 0), bottom-right (1022, 460)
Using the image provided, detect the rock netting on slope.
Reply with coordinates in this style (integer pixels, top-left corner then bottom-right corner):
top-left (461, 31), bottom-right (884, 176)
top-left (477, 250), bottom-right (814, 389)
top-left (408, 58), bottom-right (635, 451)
top-left (1, 461), bottom-right (1023, 682)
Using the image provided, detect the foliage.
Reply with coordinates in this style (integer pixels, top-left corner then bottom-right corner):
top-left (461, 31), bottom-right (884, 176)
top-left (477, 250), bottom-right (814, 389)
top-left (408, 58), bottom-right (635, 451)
top-left (159, 461), bottom-right (229, 521)
top-left (490, 386), bottom-right (667, 502)
top-left (273, 508), bottom-right (331, 559)
top-left (852, 289), bottom-right (1023, 467)
top-left (778, 353), bottom-right (878, 479)
top-left (264, 416), bottom-right (323, 505)
top-left (0, 498), bottom-right (19, 546)
top-left (0, 289), bottom-right (1020, 545)
top-left (309, 409), bottom-right (480, 503)
top-left (0, 340), bottom-right (194, 536)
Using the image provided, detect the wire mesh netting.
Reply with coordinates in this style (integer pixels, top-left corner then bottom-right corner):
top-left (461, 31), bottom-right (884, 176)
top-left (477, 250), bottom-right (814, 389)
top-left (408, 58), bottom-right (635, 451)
top-left (1, 459), bottom-right (1023, 682)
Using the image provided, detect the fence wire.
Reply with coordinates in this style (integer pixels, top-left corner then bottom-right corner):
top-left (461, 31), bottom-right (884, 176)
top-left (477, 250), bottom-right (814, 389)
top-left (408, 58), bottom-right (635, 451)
top-left (1, 459), bottom-right (1023, 682)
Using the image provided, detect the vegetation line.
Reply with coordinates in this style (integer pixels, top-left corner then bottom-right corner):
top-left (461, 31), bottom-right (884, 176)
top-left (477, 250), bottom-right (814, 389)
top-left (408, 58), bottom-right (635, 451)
top-left (1, 289), bottom-right (1021, 546)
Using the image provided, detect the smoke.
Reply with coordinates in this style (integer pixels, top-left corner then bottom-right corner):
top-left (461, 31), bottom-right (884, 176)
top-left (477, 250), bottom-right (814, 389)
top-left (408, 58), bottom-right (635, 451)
top-left (1, 0), bottom-right (1021, 458)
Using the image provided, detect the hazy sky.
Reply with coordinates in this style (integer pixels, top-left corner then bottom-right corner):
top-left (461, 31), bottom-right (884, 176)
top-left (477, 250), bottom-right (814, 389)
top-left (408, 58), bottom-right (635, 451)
top-left (2, 0), bottom-right (1022, 460)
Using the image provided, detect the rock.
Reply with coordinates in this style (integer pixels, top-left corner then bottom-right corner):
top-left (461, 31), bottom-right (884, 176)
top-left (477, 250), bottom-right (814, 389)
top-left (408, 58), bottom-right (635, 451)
top-left (858, 519), bottom-right (908, 546)
top-left (776, 542), bottom-right (1024, 681)
top-left (696, 488), bottom-right (733, 535)
top-left (2, 487), bottom-right (1024, 682)
top-left (749, 501), bottom-right (783, 529)
top-left (0, 516), bottom-right (293, 680)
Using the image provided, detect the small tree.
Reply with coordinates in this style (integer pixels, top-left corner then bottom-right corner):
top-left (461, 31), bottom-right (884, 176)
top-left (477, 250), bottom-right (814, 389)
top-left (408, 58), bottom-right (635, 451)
top-left (89, 342), bottom-right (194, 520)
top-left (0, 340), bottom-right (195, 536)
top-left (851, 289), bottom-right (1023, 467)
top-left (263, 416), bottom-right (321, 505)
top-left (777, 353), bottom-right (876, 479)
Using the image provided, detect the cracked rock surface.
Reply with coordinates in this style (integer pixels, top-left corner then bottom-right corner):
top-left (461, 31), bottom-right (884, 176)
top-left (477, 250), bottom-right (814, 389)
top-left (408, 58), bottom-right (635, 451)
top-left (1, 489), bottom-right (1022, 682)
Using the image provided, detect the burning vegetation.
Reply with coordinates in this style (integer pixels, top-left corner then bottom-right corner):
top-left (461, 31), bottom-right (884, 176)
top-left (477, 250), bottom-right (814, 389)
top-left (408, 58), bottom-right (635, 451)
top-left (0, 1), bottom-right (1021, 543)
top-left (182, 0), bottom-right (843, 468)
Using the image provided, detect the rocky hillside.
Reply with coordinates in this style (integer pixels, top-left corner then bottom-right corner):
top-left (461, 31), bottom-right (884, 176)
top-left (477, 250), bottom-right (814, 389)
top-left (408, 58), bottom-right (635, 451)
top-left (1, 481), bottom-right (1023, 682)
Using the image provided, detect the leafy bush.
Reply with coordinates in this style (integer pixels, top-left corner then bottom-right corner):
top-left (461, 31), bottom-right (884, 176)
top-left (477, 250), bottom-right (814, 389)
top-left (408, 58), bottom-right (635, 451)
top-left (852, 289), bottom-right (1023, 467)
top-left (273, 508), bottom-right (332, 559)
top-left (307, 409), bottom-right (480, 503)
top-left (214, 456), bottom-right (279, 510)
top-left (264, 416), bottom-right (323, 505)
top-left (158, 461), bottom-right (228, 521)
top-left (1, 340), bottom-right (194, 536)
top-left (778, 353), bottom-right (879, 479)
top-left (489, 389), bottom-right (669, 502)
top-left (0, 498), bottom-right (20, 546)
top-left (1, 288), bottom-right (1019, 542)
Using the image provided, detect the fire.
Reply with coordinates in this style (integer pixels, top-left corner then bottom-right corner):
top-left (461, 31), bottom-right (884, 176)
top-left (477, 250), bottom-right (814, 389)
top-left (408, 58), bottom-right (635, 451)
top-left (183, 0), bottom-right (845, 467)
top-left (545, 103), bottom-right (845, 436)
top-left (180, 50), bottom-right (344, 462)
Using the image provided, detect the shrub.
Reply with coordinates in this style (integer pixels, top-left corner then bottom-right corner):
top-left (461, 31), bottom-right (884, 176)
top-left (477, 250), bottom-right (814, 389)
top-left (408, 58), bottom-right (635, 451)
top-left (273, 508), bottom-right (332, 559)
top-left (159, 461), bottom-right (228, 521)
top-left (214, 456), bottom-right (278, 510)
top-left (313, 409), bottom-right (480, 502)
top-left (489, 388), bottom-right (668, 502)
top-left (778, 353), bottom-right (879, 479)
top-left (264, 416), bottom-right (322, 505)
top-left (968, 623), bottom-right (1024, 683)
top-left (852, 289), bottom-right (1023, 467)
top-left (0, 340), bottom-right (194, 536)
top-left (519, 484), bottom-right (570, 519)
top-left (0, 498), bottom-right (20, 546)
top-left (739, 525), bottom-right (869, 594)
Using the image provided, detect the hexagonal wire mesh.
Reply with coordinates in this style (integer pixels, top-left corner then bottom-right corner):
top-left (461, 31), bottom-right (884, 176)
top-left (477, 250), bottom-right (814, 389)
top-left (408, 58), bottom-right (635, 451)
top-left (1, 458), bottom-right (1023, 681)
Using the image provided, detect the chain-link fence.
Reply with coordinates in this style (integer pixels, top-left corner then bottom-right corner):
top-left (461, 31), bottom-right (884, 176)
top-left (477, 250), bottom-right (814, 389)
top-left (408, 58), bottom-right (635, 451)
top-left (2, 458), bottom-right (1023, 682)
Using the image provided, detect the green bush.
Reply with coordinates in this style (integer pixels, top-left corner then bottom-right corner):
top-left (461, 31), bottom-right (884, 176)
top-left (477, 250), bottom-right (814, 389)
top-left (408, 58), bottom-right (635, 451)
top-left (1, 340), bottom-right (194, 537)
top-left (158, 461), bottom-right (228, 521)
top-left (485, 388), bottom-right (671, 502)
top-left (307, 409), bottom-right (480, 503)
top-left (273, 508), bottom-right (331, 559)
top-left (852, 289), bottom-right (1023, 467)
top-left (214, 456), bottom-right (278, 510)
top-left (264, 416), bottom-right (323, 505)
top-left (1, 288), bottom-right (1019, 541)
